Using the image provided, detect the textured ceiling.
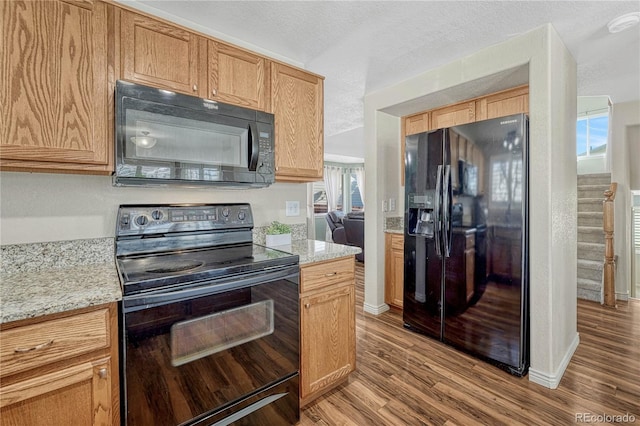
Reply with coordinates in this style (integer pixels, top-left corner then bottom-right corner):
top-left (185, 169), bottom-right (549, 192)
top-left (123, 1), bottom-right (640, 139)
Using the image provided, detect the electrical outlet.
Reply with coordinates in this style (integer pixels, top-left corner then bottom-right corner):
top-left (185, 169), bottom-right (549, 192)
top-left (382, 200), bottom-right (388, 212)
top-left (285, 201), bottom-right (300, 217)
top-left (389, 198), bottom-right (396, 211)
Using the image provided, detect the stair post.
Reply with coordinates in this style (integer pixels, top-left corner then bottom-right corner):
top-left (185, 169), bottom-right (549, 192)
top-left (603, 183), bottom-right (617, 307)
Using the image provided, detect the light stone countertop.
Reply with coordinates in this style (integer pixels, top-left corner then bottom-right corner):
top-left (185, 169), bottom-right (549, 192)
top-left (0, 237), bottom-right (358, 324)
top-left (385, 228), bottom-right (403, 235)
top-left (0, 262), bottom-right (121, 324)
top-left (267, 239), bottom-right (361, 265)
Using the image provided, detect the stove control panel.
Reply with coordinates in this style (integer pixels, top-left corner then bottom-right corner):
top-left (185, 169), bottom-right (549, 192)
top-left (116, 204), bottom-right (254, 236)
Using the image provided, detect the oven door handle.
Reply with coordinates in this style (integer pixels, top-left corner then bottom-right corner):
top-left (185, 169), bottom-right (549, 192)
top-left (123, 265), bottom-right (299, 312)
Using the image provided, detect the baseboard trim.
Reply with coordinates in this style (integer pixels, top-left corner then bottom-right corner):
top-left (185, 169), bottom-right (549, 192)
top-left (529, 332), bottom-right (580, 389)
top-left (363, 302), bottom-right (390, 315)
top-left (616, 291), bottom-right (629, 301)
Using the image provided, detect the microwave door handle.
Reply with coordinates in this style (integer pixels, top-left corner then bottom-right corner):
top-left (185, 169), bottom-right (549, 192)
top-left (248, 122), bottom-right (259, 171)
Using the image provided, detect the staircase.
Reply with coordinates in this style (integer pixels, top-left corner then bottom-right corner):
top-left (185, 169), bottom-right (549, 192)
top-left (577, 173), bottom-right (610, 301)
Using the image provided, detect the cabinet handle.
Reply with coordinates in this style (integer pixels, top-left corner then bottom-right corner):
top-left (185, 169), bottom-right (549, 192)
top-left (14, 339), bottom-right (53, 353)
top-left (304, 303), bottom-right (311, 309)
top-left (324, 272), bottom-right (337, 277)
top-left (212, 89), bottom-right (217, 96)
top-left (193, 84), bottom-right (198, 92)
top-left (98, 368), bottom-right (108, 379)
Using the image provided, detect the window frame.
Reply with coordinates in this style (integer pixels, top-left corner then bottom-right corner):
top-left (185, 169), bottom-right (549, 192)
top-left (577, 111), bottom-right (609, 159)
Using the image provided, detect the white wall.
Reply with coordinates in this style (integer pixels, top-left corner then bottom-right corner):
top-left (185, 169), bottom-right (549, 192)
top-left (628, 124), bottom-right (640, 191)
top-left (362, 111), bottom-right (399, 314)
top-left (0, 172), bottom-right (306, 245)
top-left (324, 126), bottom-right (365, 160)
top-left (577, 156), bottom-right (607, 175)
top-left (364, 24), bottom-right (578, 388)
top-left (610, 101), bottom-right (640, 299)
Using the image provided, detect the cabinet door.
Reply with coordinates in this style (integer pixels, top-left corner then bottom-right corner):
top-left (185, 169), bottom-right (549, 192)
top-left (385, 234), bottom-right (404, 309)
top-left (300, 284), bottom-right (355, 400)
top-left (0, 358), bottom-right (113, 426)
top-left (122, 11), bottom-right (204, 97)
top-left (1, 0), bottom-right (111, 174)
top-left (431, 101), bottom-right (475, 130)
top-left (404, 112), bottom-right (430, 136)
top-left (208, 41), bottom-right (268, 110)
top-left (475, 85), bottom-right (529, 121)
top-left (271, 63), bottom-right (324, 182)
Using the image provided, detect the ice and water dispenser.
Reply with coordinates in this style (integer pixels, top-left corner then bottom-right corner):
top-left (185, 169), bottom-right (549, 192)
top-left (407, 191), bottom-right (437, 238)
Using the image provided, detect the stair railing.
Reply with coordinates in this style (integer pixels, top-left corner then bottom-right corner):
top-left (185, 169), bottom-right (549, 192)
top-left (603, 182), bottom-right (617, 307)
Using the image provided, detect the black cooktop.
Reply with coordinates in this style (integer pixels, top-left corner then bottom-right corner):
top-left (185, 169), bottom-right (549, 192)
top-left (115, 204), bottom-right (299, 296)
top-left (117, 243), bottom-right (297, 295)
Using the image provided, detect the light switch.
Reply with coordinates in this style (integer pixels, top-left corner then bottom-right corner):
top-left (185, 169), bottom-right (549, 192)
top-left (389, 198), bottom-right (396, 211)
top-left (285, 201), bottom-right (300, 217)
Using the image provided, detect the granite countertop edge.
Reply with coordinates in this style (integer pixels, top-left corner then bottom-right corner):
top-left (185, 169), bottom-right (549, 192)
top-left (0, 239), bottom-right (360, 325)
top-left (384, 228), bottom-right (403, 234)
top-left (269, 239), bottom-right (362, 265)
top-left (1, 262), bottom-right (121, 325)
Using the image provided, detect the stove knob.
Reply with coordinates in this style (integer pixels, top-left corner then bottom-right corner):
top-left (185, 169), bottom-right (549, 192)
top-left (238, 211), bottom-right (246, 221)
top-left (221, 208), bottom-right (230, 218)
top-left (135, 215), bottom-right (149, 226)
top-left (151, 210), bottom-right (164, 221)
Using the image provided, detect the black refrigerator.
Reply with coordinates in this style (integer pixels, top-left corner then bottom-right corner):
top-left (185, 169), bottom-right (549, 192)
top-left (403, 113), bottom-right (529, 376)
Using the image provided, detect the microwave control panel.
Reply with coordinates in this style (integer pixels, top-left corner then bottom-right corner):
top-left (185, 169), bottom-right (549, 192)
top-left (257, 123), bottom-right (275, 177)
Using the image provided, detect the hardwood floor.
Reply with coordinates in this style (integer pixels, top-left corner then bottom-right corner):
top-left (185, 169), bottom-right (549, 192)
top-left (300, 263), bottom-right (640, 425)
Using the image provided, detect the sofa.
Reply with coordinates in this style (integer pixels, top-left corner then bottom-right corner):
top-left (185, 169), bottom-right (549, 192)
top-left (326, 211), bottom-right (364, 262)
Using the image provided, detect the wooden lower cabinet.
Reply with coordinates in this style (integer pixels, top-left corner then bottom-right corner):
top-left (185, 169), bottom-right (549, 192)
top-left (299, 257), bottom-right (356, 406)
top-left (0, 303), bottom-right (119, 426)
top-left (384, 233), bottom-right (404, 309)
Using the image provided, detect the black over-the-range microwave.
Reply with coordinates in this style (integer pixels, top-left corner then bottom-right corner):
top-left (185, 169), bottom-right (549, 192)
top-left (114, 80), bottom-right (275, 188)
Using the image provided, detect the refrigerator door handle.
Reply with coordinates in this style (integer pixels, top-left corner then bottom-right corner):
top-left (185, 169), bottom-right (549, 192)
top-left (434, 165), bottom-right (443, 257)
top-left (443, 165), bottom-right (452, 257)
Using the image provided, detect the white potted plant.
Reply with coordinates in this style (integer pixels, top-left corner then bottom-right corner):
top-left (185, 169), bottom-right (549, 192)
top-left (265, 221), bottom-right (292, 247)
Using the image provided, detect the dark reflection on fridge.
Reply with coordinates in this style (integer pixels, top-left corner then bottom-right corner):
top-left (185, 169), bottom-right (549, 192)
top-left (403, 114), bottom-right (529, 377)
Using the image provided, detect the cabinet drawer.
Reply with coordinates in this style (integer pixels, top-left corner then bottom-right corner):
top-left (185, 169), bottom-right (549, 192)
top-left (391, 234), bottom-right (404, 251)
top-left (301, 257), bottom-right (355, 293)
top-left (0, 309), bottom-right (110, 378)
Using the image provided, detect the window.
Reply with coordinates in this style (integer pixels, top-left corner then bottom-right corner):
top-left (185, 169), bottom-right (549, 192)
top-left (634, 206), bottom-right (640, 251)
top-left (577, 112), bottom-right (608, 157)
top-left (490, 154), bottom-right (522, 203)
top-left (314, 164), bottom-right (364, 214)
top-left (350, 174), bottom-right (364, 212)
top-left (313, 180), bottom-right (343, 214)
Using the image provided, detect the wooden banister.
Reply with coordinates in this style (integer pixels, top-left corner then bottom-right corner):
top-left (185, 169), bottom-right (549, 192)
top-left (603, 182), bottom-right (617, 307)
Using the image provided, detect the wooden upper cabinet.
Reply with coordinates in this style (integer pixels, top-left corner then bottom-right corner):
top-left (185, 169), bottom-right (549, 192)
top-left (208, 41), bottom-right (268, 110)
top-left (475, 85), bottom-right (529, 121)
top-left (271, 62), bottom-right (324, 182)
top-left (404, 112), bottom-right (430, 136)
top-left (431, 101), bottom-right (476, 130)
top-left (121, 10), bottom-right (204, 97)
top-left (0, 0), bottom-right (111, 174)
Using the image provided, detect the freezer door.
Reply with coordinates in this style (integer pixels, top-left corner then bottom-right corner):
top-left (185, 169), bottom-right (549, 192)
top-left (403, 129), bottom-right (446, 339)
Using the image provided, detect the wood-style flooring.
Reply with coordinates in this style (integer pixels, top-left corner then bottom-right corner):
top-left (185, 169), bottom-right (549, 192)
top-left (300, 263), bottom-right (640, 425)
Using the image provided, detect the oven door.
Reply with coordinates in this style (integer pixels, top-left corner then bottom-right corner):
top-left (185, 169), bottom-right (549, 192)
top-left (120, 266), bottom-right (299, 426)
